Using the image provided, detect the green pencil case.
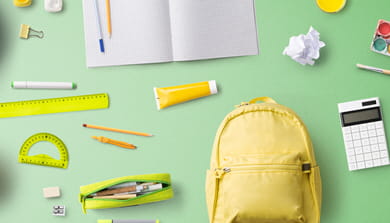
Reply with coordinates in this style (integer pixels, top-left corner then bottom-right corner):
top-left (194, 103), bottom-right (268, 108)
top-left (79, 173), bottom-right (173, 213)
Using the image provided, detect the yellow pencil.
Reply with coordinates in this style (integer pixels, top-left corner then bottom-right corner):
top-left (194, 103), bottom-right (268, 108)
top-left (83, 124), bottom-right (152, 137)
top-left (105, 0), bottom-right (112, 38)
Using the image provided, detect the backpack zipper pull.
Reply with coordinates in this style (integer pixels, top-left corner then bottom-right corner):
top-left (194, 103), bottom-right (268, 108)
top-left (215, 167), bottom-right (231, 179)
top-left (235, 102), bottom-right (249, 108)
top-left (234, 102), bottom-right (249, 108)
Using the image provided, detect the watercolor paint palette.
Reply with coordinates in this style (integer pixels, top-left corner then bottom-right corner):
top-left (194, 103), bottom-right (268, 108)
top-left (371, 19), bottom-right (390, 56)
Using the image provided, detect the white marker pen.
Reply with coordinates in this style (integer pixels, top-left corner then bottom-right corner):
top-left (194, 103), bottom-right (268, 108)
top-left (11, 81), bottom-right (76, 89)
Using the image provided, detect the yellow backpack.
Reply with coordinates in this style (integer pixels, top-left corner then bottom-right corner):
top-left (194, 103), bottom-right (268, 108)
top-left (205, 97), bottom-right (322, 223)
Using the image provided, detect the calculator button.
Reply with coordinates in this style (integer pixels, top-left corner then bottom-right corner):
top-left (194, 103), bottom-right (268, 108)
top-left (355, 147), bottom-right (363, 154)
top-left (351, 126), bottom-right (360, 132)
top-left (369, 137), bottom-right (378, 145)
top-left (362, 139), bottom-right (370, 146)
top-left (378, 136), bottom-right (386, 143)
top-left (368, 123), bottom-right (376, 130)
top-left (356, 154), bottom-right (364, 162)
top-left (374, 159), bottom-right (382, 166)
top-left (364, 153), bottom-right (372, 161)
top-left (375, 122), bottom-right (384, 129)
top-left (371, 144), bottom-right (379, 151)
top-left (359, 124), bottom-right (368, 131)
top-left (366, 160), bottom-right (373, 168)
top-left (373, 152), bottom-right (380, 159)
top-left (360, 131), bottom-right (369, 138)
top-left (357, 162), bottom-right (366, 169)
top-left (369, 130), bottom-right (377, 137)
top-left (344, 134), bottom-right (352, 141)
top-left (352, 133), bottom-right (361, 140)
top-left (363, 146), bottom-right (371, 153)
top-left (376, 128), bottom-right (385, 136)
top-left (381, 158), bottom-right (389, 165)
top-left (379, 143), bottom-right (387, 150)
top-left (343, 127), bottom-right (351, 134)
top-left (353, 140), bottom-right (362, 147)
top-left (348, 155), bottom-right (356, 163)
top-left (349, 163), bottom-right (357, 171)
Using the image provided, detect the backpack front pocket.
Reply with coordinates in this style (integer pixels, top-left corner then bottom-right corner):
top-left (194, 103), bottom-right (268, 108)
top-left (219, 164), bottom-right (305, 223)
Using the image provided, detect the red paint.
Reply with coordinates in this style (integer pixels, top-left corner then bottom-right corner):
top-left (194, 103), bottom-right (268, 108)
top-left (378, 22), bottom-right (390, 36)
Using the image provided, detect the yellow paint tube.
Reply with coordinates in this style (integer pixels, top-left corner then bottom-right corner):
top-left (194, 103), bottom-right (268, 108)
top-left (154, 80), bottom-right (218, 110)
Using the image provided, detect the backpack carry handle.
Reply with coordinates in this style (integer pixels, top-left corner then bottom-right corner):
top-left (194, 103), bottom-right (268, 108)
top-left (249, 97), bottom-right (277, 104)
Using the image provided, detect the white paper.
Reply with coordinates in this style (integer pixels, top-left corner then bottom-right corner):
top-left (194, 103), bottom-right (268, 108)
top-left (82, 0), bottom-right (174, 67)
top-left (82, 0), bottom-right (259, 67)
top-left (169, 0), bottom-right (259, 61)
top-left (283, 27), bottom-right (325, 66)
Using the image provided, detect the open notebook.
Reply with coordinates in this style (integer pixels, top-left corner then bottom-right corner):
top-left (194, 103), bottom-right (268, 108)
top-left (82, 0), bottom-right (259, 67)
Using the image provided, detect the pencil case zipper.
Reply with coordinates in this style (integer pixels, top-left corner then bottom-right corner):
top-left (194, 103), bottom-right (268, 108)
top-left (80, 181), bottom-right (172, 213)
top-left (80, 179), bottom-right (170, 202)
top-left (79, 173), bottom-right (174, 213)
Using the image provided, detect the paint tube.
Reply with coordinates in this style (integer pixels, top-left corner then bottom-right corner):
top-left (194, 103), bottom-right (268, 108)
top-left (153, 80), bottom-right (218, 110)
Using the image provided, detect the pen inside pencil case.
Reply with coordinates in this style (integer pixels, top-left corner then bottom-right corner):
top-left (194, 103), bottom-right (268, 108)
top-left (88, 182), bottom-right (165, 200)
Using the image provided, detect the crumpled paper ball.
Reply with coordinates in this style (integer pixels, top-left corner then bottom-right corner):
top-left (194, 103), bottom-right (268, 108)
top-left (283, 26), bottom-right (325, 65)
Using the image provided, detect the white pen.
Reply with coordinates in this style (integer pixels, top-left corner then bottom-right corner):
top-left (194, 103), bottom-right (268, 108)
top-left (107, 182), bottom-right (137, 190)
top-left (11, 81), bottom-right (76, 89)
top-left (93, 0), bottom-right (105, 53)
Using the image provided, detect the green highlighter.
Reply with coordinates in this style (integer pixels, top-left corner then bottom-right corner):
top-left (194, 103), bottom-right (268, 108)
top-left (98, 220), bottom-right (159, 223)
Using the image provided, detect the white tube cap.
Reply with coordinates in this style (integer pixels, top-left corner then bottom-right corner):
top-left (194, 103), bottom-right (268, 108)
top-left (208, 80), bottom-right (218, 95)
top-left (153, 87), bottom-right (161, 110)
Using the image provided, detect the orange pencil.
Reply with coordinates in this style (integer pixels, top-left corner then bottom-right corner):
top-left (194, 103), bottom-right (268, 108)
top-left (105, 0), bottom-right (112, 38)
top-left (92, 136), bottom-right (136, 149)
top-left (83, 124), bottom-right (152, 137)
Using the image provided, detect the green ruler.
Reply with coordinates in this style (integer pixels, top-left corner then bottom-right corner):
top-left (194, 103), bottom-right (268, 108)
top-left (0, 93), bottom-right (109, 118)
top-left (18, 133), bottom-right (69, 169)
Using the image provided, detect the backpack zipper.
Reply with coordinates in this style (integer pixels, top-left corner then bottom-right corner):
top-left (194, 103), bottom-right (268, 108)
top-left (214, 167), bottom-right (231, 178)
top-left (215, 163), bottom-right (308, 179)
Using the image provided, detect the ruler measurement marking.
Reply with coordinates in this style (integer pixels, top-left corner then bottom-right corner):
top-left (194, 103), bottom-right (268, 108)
top-left (0, 93), bottom-right (108, 118)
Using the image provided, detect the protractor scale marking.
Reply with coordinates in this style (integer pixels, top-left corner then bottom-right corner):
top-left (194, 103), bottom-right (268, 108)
top-left (18, 133), bottom-right (69, 169)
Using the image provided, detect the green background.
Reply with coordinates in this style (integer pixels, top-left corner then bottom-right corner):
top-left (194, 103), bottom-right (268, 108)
top-left (0, 0), bottom-right (389, 222)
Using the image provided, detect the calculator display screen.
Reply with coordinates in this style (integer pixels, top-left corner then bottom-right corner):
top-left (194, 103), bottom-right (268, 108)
top-left (342, 107), bottom-right (381, 126)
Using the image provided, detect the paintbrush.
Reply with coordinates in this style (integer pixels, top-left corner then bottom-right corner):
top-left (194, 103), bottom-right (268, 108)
top-left (357, 64), bottom-right (390, 75)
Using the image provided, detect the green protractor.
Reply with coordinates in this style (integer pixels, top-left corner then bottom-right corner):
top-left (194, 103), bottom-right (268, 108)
top-left (18, 133), bottom-right (69, 169)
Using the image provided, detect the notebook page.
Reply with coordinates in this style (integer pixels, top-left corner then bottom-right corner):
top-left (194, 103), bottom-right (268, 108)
top-left (82, 0), bottom-right (173, 67)
top-left (169, 0), bottom-right (259, 61)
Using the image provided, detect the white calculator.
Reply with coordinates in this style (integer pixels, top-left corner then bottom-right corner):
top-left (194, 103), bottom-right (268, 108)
top-left (338, 97), bottom-right (390, 171)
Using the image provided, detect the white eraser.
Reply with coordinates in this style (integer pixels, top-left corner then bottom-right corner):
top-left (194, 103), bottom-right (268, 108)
top-left (43, 187), bottom-right (61, 198)
top-left (45, 0), bottom-right (63, 12)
